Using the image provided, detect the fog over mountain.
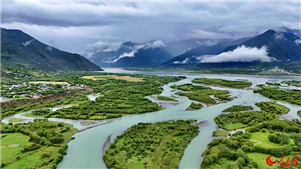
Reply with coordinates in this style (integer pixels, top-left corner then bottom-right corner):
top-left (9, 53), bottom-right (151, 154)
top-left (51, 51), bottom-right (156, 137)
top-left (2, 1), bottom-right (300, 54)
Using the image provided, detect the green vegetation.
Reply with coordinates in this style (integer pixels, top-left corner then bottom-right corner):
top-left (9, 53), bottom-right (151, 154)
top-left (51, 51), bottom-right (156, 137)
top-left (192, 78), bottom-right (252, 89)
top-left (298, 110), bottom-right (301, 118)
top-left (8, 118), bottom-right (26, 123)
top-left (281, 80), bottom-right (301, 87)
top-left (202, 99), bottom-right (301, 169)
top-left (222, 105), bottom-right (254, 112)
top-left (201, 119), bottom-right (301, 169)
top-left (254, 86), bottom-right (301, 105)
top-left (156, 95), bottom-right (178, 102)
top-left (1, 94), bottom-right (89, 118)
top-left (103, 120), bottom-right (199, 169)
top-left (255, 101), bottom-right (290, 114)
top-left (1, 119), bottom-right (78, 168)
top-left (171, 83), bottom-right (231, 105)
top-left (215, 111), bottom-right (278, 131)
top-left (265, 82), bottom-right (281, 86)
top-left (1, 72), bottom-right (181, 120)
top-left (212, 130), bottom-right (230, 137)
top-left (188, 102), bottom-right (203, 110)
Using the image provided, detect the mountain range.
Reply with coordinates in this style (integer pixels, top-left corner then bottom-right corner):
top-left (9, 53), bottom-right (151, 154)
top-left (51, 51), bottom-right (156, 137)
top-left (84, 27), bottom-right (300, 71)
top-left (1, 28), bottom-right (102, 72)
top-left (2, 27), bottom-right (300, 73)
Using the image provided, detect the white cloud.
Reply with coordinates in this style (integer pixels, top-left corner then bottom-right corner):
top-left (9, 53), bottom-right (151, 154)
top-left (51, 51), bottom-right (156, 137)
top-left (87, 41), bottom-right (123, 53)
top-left (149, 40), bottom-right (166, 48)
top-left (200, 45), bottom-right (272, 63)
top-left (22, 39), bottom-right (35, 46)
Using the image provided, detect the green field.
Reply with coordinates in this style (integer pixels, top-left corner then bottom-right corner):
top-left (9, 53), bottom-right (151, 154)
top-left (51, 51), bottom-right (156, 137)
top-left (212, 130), bottom-right (230, 137)
top-left (8, 118), bottom-right (26, 123)
top-left (1, 119), bottom-right (78, 168)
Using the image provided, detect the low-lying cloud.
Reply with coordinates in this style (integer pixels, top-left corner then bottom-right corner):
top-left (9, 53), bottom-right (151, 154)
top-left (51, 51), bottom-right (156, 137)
top-left (200, 45), bottom-right (273, 63)
top-left (87, 41), bottom-right (123, 53)
top-left (22, 39), bottom-right (35, 46)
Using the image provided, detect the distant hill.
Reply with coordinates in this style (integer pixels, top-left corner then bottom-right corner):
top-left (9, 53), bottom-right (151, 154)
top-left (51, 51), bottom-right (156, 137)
top-left (113, 47), bottom-right (174, 67)
top-left (85, 41), bottom-right (173, 68)
top-left (162, 37), bottom-right (251, 66)
top-left (162, 39), bottom-right (229, 56)
top-left (1, 70), bottom-right (15, 82)
top-left (1, 28), bottom-right (103, 72)
top-left (222, 29), bottom-right (301, 62)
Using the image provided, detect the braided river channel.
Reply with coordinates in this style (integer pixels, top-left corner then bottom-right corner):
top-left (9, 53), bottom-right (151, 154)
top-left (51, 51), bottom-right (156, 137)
top-left (3, 68), bottom-right (301, 169)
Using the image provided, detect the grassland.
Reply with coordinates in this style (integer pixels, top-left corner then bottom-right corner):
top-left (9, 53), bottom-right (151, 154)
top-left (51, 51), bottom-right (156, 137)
top-left (80, 75), bottom-right (144, 82)
top-left (103, 120), bottom-right (199, 169)
top-left (212, 130), bottom-right (230, 137)
top-left (8, 118), bottom-right (27, 123)
top-left (1, 119), bottom-right (78, 168)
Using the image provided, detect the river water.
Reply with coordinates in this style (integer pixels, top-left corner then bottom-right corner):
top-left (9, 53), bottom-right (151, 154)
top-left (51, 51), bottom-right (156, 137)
top-left (2, 68), bottom-right (301, 169)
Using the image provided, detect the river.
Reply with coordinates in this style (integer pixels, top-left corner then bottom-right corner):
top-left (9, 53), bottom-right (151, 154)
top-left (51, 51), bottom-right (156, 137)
top-left (2, 68), bottom-right (301, 169)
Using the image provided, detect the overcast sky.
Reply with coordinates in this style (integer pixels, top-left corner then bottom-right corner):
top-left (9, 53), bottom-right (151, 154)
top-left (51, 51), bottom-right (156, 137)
top-left (1, 0), bottom-right (300, 54)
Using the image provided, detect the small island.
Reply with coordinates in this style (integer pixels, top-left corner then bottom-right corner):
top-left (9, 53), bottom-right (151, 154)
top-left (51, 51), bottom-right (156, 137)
top-left (103, 120), bottom-right (199, 169)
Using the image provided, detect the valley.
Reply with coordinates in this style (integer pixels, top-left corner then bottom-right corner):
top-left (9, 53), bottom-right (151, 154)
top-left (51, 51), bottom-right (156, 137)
top-left (1, 68), bottom-right (300, 169)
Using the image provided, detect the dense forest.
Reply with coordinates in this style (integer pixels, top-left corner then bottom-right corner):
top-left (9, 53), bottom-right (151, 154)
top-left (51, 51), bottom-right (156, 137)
top-left (171, 83), bottom-right (231, 105)
top-left (103, 120), bottom-right (199, 169)
top-left (1, 119), bottom-right (77, 168)
top-left (254, 86), bottom-right (301, 105)
top-left (222, 105), bottom-right (254, 112)
top-left (255, 101), bottom-right (290, 114)
top-left (192, 78), bottom-right (252, 89)
top-left (281, 80), bottom-right (301, 87)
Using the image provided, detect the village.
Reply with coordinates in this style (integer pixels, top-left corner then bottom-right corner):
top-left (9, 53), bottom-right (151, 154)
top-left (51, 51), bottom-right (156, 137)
top-left (0, 82), bottom-right (89, 103)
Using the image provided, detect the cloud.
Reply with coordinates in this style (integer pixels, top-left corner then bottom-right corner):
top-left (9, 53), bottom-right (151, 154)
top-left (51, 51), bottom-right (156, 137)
top-left (112, 50), bottom-right (137, 62)
top-left (22, 39), bottom-right (35, 46)
top-left (200, 45), bottom-right (273, 63)
top-left (87, 41), bottom-right (123, 53)
top-left (2, 1), bottom-right (300, 54)
top-left (148, 40), bottom-right (166, 48)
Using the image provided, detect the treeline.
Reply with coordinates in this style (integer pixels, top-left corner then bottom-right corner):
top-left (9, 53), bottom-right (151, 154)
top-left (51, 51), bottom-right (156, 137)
top-left (103, 120), bottom-right (199, 169)
top-left (171, 83), bottom-right (231, 105)
top-left (215, 111), bottom-right (278, 131)
top-left (192, 78), bottom-right (252, 89)
top-left (266, 82), bottom-right (281, 86)
top-left (188, 102), bottom-right (203, 110)
top-left (255, 101), bottom-right (290, 114)
top-left (254, 86), bottom-right (301, 105)
top-left (222, 105), bottom-right (254, 112)
top-left (281, 80), bottom-right (301, 87)
top-left (157, 95), bottom-right (178, 102)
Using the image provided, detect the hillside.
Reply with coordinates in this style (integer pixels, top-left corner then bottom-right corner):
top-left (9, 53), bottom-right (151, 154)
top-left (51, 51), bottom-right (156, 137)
top-left (162, 37), bottom-right (251, 66)
top-left (1, 28), bottom-right (102, 72)
top-left (113, 47), bottom-right (173, 67)
top-left (222, 29), bottom-right (301, 61)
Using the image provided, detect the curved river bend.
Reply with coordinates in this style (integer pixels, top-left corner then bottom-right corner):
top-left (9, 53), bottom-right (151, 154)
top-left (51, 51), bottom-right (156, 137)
top-left (3, 68), bottom-right (300, 169)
